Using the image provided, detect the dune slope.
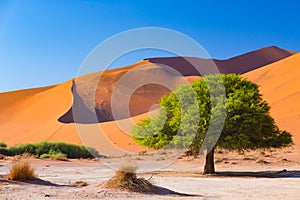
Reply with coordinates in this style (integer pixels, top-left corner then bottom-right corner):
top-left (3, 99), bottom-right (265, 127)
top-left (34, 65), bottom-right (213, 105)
top-left (244, 53), bottom-right (300, 150)
top-left (0, 80), bottom-right (82, 146)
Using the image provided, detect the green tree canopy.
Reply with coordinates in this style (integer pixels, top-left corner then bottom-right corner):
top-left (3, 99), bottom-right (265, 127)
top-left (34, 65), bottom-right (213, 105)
top-left (132, 74), bottom-right (293, 174)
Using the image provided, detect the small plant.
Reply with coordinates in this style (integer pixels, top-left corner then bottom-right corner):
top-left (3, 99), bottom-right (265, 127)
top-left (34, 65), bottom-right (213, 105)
top-left (0, 142), bottom-right (7, 148)
top-left (106, 164), bottom-right (157, 192)
top-left (73, 181), bottom-right (88, 187)
top-left (9, 161), bottom-right (36, 181)
top-left (40, 151), bottom-right (68, 161)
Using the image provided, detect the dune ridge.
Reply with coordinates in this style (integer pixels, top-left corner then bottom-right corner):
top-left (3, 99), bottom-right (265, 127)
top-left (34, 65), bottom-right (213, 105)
top-left (146, 46), bottom-right (295, 75)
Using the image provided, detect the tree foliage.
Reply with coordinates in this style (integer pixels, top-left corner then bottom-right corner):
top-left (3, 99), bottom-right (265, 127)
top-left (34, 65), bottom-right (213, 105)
top-left (132, 74), bottom-right (293, 154)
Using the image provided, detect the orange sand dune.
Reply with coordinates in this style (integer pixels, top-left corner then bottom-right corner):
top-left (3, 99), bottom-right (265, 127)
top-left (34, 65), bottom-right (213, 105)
top-left (59, 46), bottom-right (294, 123)
top-left (244, 53), bottom-right (300, 151)
top-left (0, 81), bottom-right (81, 146)
top-left (0, 79), bottom-right (151, 153)
top-left (59, 60), bottom-right (190, 123)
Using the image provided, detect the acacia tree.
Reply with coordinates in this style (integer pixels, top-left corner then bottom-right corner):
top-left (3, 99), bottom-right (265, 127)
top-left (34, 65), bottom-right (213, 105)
top-left (132, 74), bottom-right (293, 174)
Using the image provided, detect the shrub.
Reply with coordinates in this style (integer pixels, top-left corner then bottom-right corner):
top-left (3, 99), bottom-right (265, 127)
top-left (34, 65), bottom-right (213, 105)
top-left (40, 151), bottom-right (68, 161)
top-left (73, 181), bottom-right (88, 187)
top-left (0, 142), bottom-right (7, 148)
top-left (9, 161), bottom-right (36, 181)
top-left (0, 148), bottom-right (8, 156)
top-left (106, 164), bottom-right (157, 192)
top-left (5, 141), bottom-right (99, 159)
top-left (6, 143), bottom-right (36, 156)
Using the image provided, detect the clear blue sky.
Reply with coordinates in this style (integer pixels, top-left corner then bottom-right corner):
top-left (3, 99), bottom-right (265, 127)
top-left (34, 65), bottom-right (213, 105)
top-left (0, 0), bottom-right (299, 92)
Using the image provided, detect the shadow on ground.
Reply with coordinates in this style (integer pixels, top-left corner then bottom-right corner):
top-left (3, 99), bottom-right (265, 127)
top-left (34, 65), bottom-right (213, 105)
top-left (0, 175), bottom-right (72, 187)
top-left (141, 169), bottom-right (300, 179)
top-left (143, 184), bottom-right (203, 197)
top-left (215, 170), bottom-right (300, 178)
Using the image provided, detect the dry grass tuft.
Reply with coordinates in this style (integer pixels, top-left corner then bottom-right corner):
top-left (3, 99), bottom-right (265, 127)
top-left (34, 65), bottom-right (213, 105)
top-left (9, 161), bottom-right (36, 181)
top-left (105, 164), bottom-right (158, 193)
top-left (73, 181), bottom-right (88, 187)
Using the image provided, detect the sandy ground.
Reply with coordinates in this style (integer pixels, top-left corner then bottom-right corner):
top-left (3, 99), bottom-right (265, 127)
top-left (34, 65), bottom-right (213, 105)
top-left (1, 149), bottom-right (299, 200)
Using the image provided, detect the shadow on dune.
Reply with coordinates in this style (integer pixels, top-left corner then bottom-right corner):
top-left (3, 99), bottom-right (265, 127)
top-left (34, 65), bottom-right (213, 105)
top-left (146, 46), bottom-right (295, 75)
top-left (58, 80), bottom-right (105, 124)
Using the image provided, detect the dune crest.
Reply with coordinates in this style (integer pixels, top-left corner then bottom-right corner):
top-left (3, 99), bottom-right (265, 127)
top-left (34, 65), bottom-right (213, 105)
top-left (146, 46), bottom-right (295, 75)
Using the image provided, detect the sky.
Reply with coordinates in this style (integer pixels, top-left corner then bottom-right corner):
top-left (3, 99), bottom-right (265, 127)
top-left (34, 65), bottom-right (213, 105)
top-left (0, 0), bottom-right (299, 92)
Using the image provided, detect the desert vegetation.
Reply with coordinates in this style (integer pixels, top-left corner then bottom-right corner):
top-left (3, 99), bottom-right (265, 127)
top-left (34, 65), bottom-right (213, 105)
top-left (73, 181), bottom-right (88, 187)
top-left (8, 161), bottom-right (36, 181)
top-left (0, 141), bottom-right (99, 159)
top-left (0, 141), bottom-right (7, 148)
top-left (40, 151), bottom-right (68, 161)
top-left (106, 164), bottom-right (158, 193)
top-left (132, 74), bottom-right (293, 174)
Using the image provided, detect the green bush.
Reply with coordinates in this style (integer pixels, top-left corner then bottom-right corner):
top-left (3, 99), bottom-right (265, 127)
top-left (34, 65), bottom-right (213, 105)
top-left (6, 143), bottom-right (37, 155)
top-left (40, 150), bottom-right (68, 160)
top-left (0, 142), bottom-right (7, 148)
top-left (5, 141), bottom-right (99, 159)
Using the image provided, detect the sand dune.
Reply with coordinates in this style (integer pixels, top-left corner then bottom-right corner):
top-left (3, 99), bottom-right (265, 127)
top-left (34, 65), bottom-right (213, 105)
top-left (244, 53), bottom-right (300, 151)
top-left (0, 80), bottom-right (81, 146)
top-left (0, 46), bottom-right (298, 155)
top-left (59, 46), bottom-right (294, 123)
top-left (59, 60), bottom-right (190, 123)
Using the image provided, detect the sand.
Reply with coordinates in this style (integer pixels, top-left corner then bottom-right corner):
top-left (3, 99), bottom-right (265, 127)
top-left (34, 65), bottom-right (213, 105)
top-left (0, 80), bottom-right (82, 146)
top-left (0, 149), bottom-right (299, 200)
top-left (244, 53), bottom-right (300, 151)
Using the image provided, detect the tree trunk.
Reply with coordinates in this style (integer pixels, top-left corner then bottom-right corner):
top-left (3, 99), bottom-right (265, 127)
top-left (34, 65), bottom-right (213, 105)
top-left (203, 147), bottom-right (215, 174)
